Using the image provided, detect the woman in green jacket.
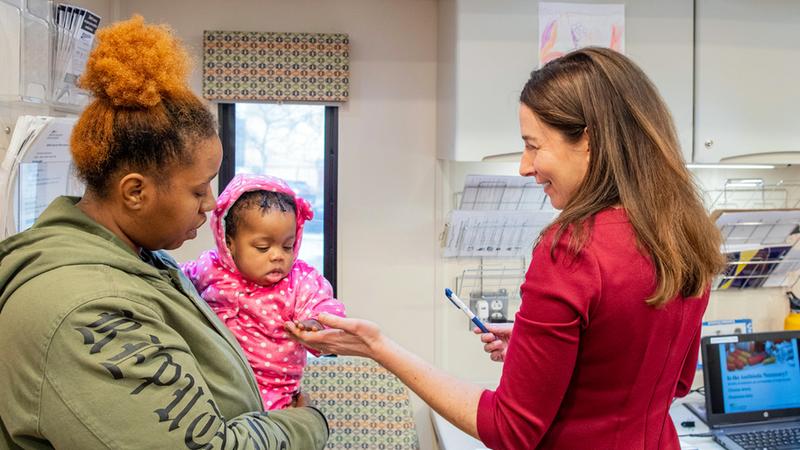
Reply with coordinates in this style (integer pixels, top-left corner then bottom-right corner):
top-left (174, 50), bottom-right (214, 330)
top-left (0, 16), bottom-right (328, 449)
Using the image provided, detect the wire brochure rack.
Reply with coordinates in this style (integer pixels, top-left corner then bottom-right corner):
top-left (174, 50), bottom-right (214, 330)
top-left (703, 178), bottom-right (800, 211)
top-left (458, 174), bottom-right (552, 210)
top-left (442, 175), bottom-right (557, 328)
top-left (454, 260), bottom-right (527, 301)
top-left (713, 208), bottom-right (800, 290)
top-left (442, 175), bottom-right (558, 258)
top-left (454, 260), bottom-right (528, 328)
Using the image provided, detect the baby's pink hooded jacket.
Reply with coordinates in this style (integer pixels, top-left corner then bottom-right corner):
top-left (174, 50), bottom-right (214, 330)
top-left (182, 174), bottom-right (345, 410)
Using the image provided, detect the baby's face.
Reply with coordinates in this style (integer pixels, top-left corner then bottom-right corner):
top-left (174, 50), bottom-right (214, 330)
top-left (226, 207), bottom-right (297, 285)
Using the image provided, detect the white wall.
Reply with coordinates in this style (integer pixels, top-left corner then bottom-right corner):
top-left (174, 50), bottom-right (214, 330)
top-left (109, 1), bottom-right (439, 448)
top-left (71, 0), bottom-right (111, 23)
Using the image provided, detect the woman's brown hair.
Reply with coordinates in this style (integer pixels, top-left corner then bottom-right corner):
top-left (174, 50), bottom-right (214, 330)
top-left (521, 47), bottom-right (725, 307)
top-left (70, 15), bottom-right (216, 196)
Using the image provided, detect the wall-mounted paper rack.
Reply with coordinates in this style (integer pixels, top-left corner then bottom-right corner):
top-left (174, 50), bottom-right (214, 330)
top-left (442, 175), bottom-right (558, 258)
top-left (1, 1), bottom-right (101, 154)
top-left (703, 179), bottom-right (800, 211)
top-left (0, 0), bottom-right (50, 103)
top-left (454, 260), bottom-right (528, 328)
top-left (442, 210), bottom-right (557, 258)
top-left (713, 209), bottom-right (800, 290)
top-left (458, 175), bottom-right (550, 210)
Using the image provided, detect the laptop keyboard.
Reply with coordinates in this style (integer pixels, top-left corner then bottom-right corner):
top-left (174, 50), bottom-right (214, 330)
top-left (726, 427), bottom-right (800, 450)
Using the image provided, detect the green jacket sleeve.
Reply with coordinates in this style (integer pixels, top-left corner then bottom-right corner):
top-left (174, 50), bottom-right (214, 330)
top-left (38, 297), bottom-right (329, 449)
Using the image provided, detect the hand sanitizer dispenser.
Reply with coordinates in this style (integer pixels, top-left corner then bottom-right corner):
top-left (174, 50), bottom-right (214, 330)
top-left (785, 291), bottom-right (800, 331)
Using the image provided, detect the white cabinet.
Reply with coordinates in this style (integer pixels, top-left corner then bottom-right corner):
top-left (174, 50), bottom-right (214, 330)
top-left (437, 0), bottom-right (695, 162)
top-left (693, 0), bottom-right (800, 163)
top-left (436, 0), bottom-right (537, 162)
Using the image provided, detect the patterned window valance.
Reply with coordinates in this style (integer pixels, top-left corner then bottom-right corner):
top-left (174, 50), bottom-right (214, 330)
top-left (203, 31), bottom-right (349, 102)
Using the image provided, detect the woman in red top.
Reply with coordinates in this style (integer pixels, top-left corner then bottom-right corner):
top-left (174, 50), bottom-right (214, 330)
top-left (286, 47), bottom-right (726, 449)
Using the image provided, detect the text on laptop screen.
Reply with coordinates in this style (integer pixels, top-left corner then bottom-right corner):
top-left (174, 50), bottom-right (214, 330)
top-left (716, 337), bottom-right (800, 413)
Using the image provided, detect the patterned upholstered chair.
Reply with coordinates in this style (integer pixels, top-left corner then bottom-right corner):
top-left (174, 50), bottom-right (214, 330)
top-left (301, 356), bottom-right (420, 449)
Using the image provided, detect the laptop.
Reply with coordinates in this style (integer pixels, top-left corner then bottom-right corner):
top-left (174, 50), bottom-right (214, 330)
top-left (700, 330), bottom-right (800, 450)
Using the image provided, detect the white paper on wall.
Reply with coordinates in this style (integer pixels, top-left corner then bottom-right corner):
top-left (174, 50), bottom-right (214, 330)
top-left (538, 2), bottom-right (625, 66)
top-left (0, 116), bottom-right (83, 238)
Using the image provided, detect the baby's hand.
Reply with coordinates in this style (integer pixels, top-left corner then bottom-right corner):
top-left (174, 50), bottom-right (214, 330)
top-left (290, 390), bottom-right (310, 408)
top-left (294, 319), bottom-right (324, 332)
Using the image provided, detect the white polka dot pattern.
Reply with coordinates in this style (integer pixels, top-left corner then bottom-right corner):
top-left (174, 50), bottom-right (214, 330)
top-left (182, 252), bottom-right (345, 410)
top-left (180, 174), bottom-right (347, 410)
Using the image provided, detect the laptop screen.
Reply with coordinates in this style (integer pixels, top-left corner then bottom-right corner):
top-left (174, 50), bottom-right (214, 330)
top-left (702, 331), bottom-right (800, 426)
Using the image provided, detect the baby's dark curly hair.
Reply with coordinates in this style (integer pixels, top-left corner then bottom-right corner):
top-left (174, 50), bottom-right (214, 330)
top-left (225, 190), bottom-right (297, 239)
top-left (70, 15), bottom-right (216, 195)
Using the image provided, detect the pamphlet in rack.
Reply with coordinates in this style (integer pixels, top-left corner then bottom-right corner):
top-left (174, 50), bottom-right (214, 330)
top-left (52, 4), bottom-right (101, 105)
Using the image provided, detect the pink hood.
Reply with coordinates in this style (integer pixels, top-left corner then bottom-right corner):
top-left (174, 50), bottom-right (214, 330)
top-left (211, 174), bottom-right (314, 271)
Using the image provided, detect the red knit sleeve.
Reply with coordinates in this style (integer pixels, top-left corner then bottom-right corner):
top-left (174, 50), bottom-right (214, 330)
top-left (476, 231), bottom-right (601, 450)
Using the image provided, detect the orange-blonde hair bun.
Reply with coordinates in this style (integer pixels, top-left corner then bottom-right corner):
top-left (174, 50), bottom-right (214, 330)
top-left (71, 15), bottom-right (215, 196)
top-left (79, 14), bottom-right (190, 107)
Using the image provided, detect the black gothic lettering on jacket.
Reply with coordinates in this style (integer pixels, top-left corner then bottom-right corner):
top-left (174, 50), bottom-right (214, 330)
top-left (242, 416), bottom-right (289, 450)
top-left (185, 399), bottom-right (226, 449)
top-left (101, 334), bottom-right (163, 380)
top-left (75, 311), bottom-right (222, 445)
top-left (75, 310), bottom-right (141, 354)
top-left (76, 310), bottom-right (295, 449)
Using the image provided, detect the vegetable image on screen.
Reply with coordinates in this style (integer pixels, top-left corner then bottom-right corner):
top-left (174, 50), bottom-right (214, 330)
top-left (724, 340), bottom-right (794, 372)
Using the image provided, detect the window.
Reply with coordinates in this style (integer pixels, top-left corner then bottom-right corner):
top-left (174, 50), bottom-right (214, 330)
top-left (218, 103), bottom-right (338, 294)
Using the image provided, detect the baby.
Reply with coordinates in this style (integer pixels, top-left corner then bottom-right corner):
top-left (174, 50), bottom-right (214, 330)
top-left (182, 174), bottom-right (345, 410)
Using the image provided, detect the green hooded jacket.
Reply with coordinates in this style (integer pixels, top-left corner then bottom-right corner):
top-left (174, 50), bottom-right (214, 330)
top-left (0, 197), bottom-right (329, 449)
